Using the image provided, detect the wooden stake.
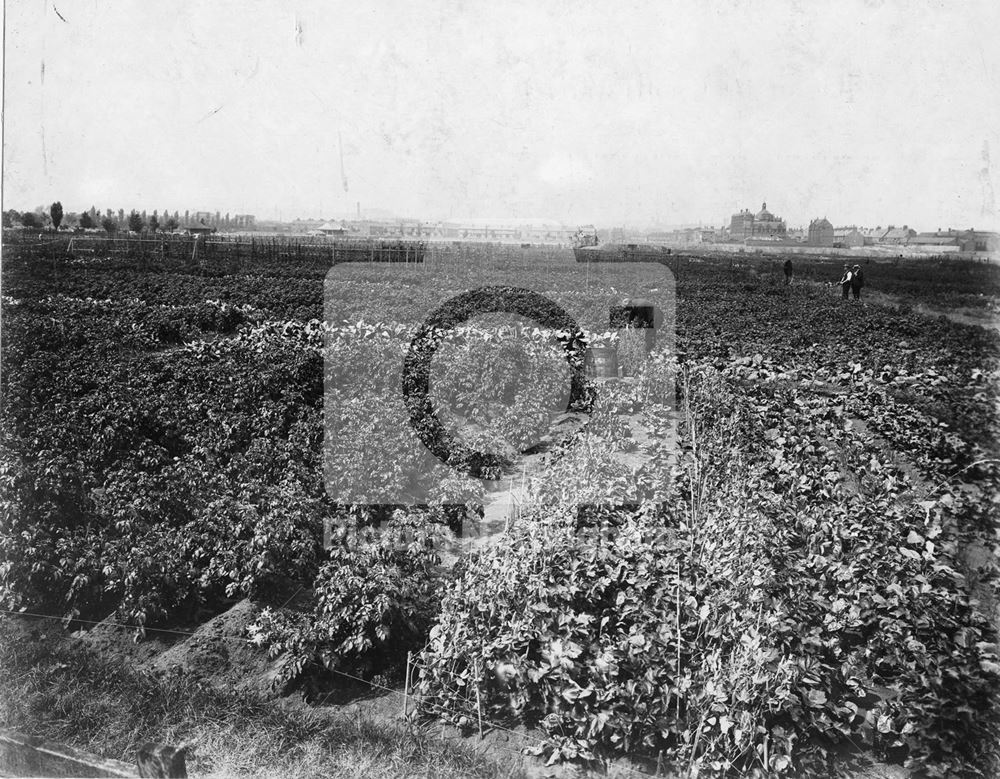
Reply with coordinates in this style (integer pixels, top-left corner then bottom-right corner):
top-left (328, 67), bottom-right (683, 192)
top-left (473, 659), bottom-right (484, 739)
top-left (402, 651), bottom-right (411, 719)
top-left (675, 558), bottom-right (682, 723)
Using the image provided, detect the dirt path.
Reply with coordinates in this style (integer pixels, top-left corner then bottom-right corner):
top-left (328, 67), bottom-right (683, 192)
top-left (446, 378), bottom-right (675, 561)
top-left (864, 289), bottom-right (999, 332)
top-left (801, 280), bottom-right (1000, 332)
top-left (447, 410), bottom-right (591, 560)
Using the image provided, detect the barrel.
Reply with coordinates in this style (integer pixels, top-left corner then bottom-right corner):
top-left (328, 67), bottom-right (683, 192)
top-left (586, 346), bottom-right (618, 378)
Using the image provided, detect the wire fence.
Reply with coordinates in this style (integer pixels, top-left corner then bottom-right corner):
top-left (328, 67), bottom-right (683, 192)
top-left (1, 231), bottom-right (428, 268)
top-left (0, 606), bottom-right (658, 778)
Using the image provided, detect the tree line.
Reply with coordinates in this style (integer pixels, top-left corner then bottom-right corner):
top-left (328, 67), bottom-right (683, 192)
top-left (2, 203), bottom-right (252, 235)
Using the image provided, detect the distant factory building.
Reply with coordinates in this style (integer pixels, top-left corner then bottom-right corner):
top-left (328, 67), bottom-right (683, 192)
top-left (807, 218), bottom-right (834, 247)
top-left (729, 202), bottom-right (787, 241)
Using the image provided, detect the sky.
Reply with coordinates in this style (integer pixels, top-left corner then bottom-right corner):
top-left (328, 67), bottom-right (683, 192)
top-left (3, 0), bottom-right (999, 230)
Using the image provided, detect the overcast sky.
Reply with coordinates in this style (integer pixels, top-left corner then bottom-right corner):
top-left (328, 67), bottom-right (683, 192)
top-left (3, 0), bottom-right (999, 229)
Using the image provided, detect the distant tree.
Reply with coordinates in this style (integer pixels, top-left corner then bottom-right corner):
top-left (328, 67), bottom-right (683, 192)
top-left (79, 211), bottom-right (96, 229)
top-left (184, 210), bottom-right (190, 223)
top-left (101, 216), bottom-right (117, 235)
top-left (127, 210), bottom-right (145, 233)
top-left (165, 216), bottom-right (179, 231)
top-left (50, 201), bottom-right (64, 230)
top-left (148, 214), bottom-right (160, 233)
top-left (118, 208), bottom-right (125, 224)
top-left (2, 210), bottom-right (19, 228)
top-left (21, 212), bottom-right (42, 229)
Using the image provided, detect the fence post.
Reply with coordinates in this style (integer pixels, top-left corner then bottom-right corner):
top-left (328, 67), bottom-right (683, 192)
top-left (137, 742), bottom-right (187, 778)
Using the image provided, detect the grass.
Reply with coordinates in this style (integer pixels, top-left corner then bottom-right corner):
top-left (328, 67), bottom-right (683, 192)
top-left (0, 618), bottom-right (527, 779)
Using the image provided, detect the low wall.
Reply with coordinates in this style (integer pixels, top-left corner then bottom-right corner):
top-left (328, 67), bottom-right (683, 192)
top-left (688, 242), bottom-right (996, 261)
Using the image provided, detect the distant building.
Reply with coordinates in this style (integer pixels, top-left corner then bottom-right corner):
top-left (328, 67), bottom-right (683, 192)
top-left (908, 233), bottom-right (962, 251)
top-left (858, 227), bottom-right (883, 245)
top-left (232, 214), bottom-right (256, 229)
top-left (878, 225), bottom-right (917, 244)
top-left (807, 218), bottom-right (834, 247)
top-left (962, 229), bottom-right (999, 252)
top-left (184, 224), bottom-right (216, 236)
top-left (906, 229), bottom-right (997, 253)
top-left (921, 228), bottom-right (999, 253)
top-left (184, 213), bottom-right (217, 235)
top-left (728, 201), bottom-right (787, 241)
top-left (315, 221), bottom-right (348, 236)
top-left (729, 209), bottom-right (755, 241)
top-left (833, 226), bottom-right (865, 248)
top-left (648, 227), bottom-right (705, 245)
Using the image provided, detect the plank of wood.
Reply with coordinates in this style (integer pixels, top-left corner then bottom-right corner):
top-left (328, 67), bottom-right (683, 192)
top-left (0, 728), bottom-right (137, 777)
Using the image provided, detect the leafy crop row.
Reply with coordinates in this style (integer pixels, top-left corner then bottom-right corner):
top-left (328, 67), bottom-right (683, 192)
top-left (2, 250), bottom-right (998, 777)
top-left (415, 364), bottom-right (1000, 777)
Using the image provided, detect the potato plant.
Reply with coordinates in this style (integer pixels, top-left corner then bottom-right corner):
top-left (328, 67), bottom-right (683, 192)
top-left (2, 246), bottom-right (998, 777)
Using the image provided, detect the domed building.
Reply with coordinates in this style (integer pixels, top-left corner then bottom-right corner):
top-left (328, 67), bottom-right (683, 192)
top-left (729, 201), bottom-right (787, 241)
top-left (753, 202), bottom-right (786, 237)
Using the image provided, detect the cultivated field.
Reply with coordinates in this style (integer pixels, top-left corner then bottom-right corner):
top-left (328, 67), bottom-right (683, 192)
top-left (1, 238), bottom-right (998, 778)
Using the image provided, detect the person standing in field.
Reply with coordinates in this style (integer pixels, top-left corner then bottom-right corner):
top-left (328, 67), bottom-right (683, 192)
top-left (850, 264), bottom-right (864, 300)
top-left (783, 258), bottom-right (793, 285)
top-left (838, 264), bottom-right (852, 299)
